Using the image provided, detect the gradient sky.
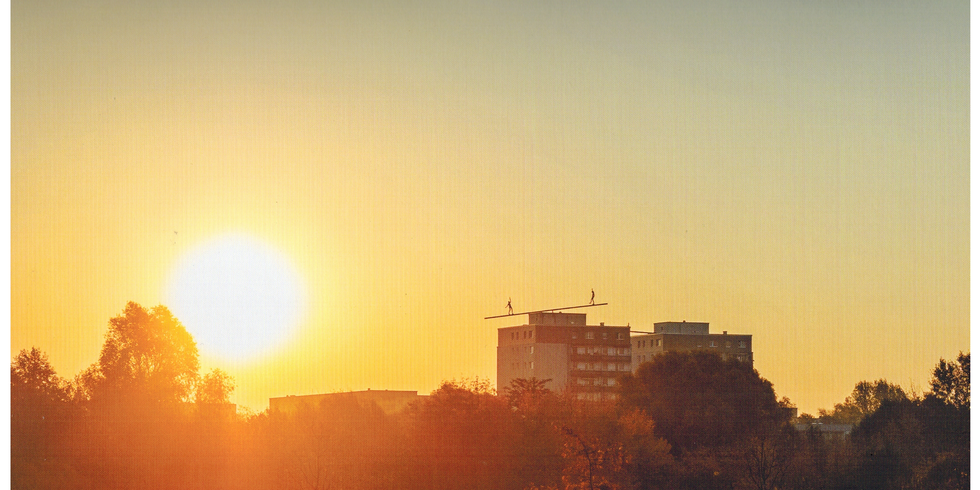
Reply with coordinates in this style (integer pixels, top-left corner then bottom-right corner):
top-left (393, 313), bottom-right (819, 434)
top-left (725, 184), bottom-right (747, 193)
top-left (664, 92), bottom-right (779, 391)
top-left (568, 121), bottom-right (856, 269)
top-left (12, 0), bottom-right (969, 415)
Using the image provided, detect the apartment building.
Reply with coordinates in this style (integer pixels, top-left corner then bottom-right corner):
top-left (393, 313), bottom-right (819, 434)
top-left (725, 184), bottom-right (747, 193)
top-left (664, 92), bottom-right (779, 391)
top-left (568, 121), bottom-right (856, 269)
top-left (631, 321), bottom-right (752, 369)
top-left (497, 312), bottom-right (631, 401)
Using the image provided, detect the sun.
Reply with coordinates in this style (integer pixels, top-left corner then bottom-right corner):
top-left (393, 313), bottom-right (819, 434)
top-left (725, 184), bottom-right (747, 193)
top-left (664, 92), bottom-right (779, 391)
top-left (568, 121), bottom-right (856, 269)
top-left (166, 234), bottom-right (308, 362)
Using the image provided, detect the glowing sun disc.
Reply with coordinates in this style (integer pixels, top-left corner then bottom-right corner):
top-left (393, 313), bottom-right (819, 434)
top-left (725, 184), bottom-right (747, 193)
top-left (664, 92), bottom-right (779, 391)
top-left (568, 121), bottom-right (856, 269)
top-left (166, 234), bottom-right (307, 362)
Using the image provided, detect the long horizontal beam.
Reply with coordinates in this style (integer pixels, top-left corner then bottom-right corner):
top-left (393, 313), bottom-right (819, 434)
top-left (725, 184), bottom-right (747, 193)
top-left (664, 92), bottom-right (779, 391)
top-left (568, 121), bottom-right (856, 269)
top-left (484, 302), bottom-right (608, 320)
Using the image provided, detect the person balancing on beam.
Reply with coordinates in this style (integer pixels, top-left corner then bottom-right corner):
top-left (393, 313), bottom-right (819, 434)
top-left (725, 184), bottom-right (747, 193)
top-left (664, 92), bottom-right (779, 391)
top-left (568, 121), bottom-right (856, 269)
top-left (590, 289), bottom-right (595, 305)
top-left (506, 298), bottom-right (513, 315)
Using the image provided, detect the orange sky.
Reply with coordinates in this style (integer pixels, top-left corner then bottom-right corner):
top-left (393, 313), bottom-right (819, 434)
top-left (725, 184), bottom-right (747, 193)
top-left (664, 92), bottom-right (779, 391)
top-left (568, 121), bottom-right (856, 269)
top-left (12, 0), bottom-right (969, 415)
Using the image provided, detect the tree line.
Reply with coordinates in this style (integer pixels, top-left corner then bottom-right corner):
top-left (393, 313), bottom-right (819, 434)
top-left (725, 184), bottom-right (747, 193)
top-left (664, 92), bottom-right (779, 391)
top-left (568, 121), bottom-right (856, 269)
top-left (12, 302), bottom-right (970, 489)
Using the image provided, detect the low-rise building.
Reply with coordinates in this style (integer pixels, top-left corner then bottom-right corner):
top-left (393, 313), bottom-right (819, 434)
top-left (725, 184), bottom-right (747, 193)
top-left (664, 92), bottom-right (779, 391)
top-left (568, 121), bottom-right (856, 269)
top-left (270, 389), bottom-right (422, 415)
top-left (630, 321), bottom-right (752, 369)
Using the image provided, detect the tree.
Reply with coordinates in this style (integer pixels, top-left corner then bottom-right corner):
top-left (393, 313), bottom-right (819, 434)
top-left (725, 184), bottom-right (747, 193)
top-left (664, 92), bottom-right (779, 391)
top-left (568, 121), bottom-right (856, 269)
top-left (196, 368), bottom-right (236, 405)
top-left (929, 351), bottom-right (969, 409)
top-left (11, 347), bottom-right (69, 405)
top-left (81, 301), bottom-right (200, 405)
top-left (505, 377), bottom-right (552, 411)
top-left (819, 379), bottom-right (908, 425)
top-left (737, 426), bottom-right (796, 490)
top-left (11, 348), bottom-right (74, 489)
top-left (70, 302), bottom-right (202, 489)
top-left (408, 378), bottom-right (523, 490)
top-left (270, 395), bottom-right (404, 490)
top-left (618, 351), bottom-right (784, 453)
top-left (558, 403), bottom-right (673, 490)
top-left (829, 355), bottom-right (970, 490)
top-left (615, 408), bottom-right (674, 490)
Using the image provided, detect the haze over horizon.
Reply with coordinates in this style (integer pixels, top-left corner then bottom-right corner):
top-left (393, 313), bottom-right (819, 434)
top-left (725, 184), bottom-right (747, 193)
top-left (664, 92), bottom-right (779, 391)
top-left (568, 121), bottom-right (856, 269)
top-left (12, 0), bottom-right (969, 415)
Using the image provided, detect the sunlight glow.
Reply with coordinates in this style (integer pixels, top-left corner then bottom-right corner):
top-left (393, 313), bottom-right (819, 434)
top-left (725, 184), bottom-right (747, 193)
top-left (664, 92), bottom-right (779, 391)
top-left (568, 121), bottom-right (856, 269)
top-left (166, 234), bottom-right (308, 362)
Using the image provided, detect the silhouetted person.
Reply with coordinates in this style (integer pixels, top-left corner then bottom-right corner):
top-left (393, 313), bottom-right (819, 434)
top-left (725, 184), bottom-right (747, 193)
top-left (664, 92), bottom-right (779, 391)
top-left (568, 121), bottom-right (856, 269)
top-left (506, 298), bottom-right (513, 315)
top-left (590, 289), bottom-right (595, 305)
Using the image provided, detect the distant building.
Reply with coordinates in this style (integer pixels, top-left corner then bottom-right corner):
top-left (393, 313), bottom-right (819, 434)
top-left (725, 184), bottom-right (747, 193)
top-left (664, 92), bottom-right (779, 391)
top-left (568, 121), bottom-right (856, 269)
top-left (497, 312), bottom-right (631, 401)
top-left (270, 389), bottom-right (422, 415)
top-left (630, 322), bottom-right (753, 370)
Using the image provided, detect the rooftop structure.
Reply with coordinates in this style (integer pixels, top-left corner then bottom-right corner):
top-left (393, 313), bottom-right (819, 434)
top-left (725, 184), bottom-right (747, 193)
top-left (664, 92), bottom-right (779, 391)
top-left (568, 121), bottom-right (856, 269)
top-left (631, 321), bottom-right (753, 369)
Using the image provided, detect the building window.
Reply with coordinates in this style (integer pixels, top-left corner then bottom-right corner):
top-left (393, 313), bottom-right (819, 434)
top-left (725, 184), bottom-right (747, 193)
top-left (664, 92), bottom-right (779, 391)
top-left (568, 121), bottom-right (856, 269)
top-left (617, 332), bottom-right (624, 340)
top-left (530, 361), bottom-right (534, 370)
top-left (585, 332), bottom-right (594, 340)
top-left (593, 378), bottom-right (602, 386)
top-left (739, 341), bottom-right (747, 349)
top-left (602, 332), bottom-right (608, 339)
top-left (710, 341), bottom-right (717, 348)
top-left (571, 331), bottom-right (578, 339)
top-left (607, 378), bottom-right (616, 386)
top-left (656, 339), bottom-right (662, 347)
top-left (726, 341), bottom-right (732, 348)
top-left (530, 346), bottom-right (534, 354)
top-left (608, 363), bottom-right (616, 371)
top-left (576, 346), bottom-right (586, 354)
top-left (577, 362), bottom-right (586, 370)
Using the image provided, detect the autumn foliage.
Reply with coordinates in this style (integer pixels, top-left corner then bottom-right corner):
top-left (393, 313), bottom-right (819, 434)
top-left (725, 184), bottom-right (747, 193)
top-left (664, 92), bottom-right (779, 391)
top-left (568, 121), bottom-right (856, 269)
top-left (10, 303), bottom-right (970, 489)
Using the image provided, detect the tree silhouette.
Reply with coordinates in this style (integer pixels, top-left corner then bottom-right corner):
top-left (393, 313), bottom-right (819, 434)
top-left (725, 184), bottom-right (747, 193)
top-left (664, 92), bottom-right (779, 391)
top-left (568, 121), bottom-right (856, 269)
top-left (618, 350), bottom-right (784, 453)
top-left (826, 355), bottom-right (970, 489)
top-left (409, 379), bottom-right (523, 490)
top-left (929, 351), bottom-right (969, 410)
top-left (80, 302), bottom-right (200, 406)
top-left (197, 368), bottom-right (236, 405)
top-left (506, 376), bottom-right (552, 413)
top-left (69, 302), bottom-right (202, 489)
top-left (818, 379), bottom-right (908, 425)
top-left (11, 348), bottom-right (73, 488)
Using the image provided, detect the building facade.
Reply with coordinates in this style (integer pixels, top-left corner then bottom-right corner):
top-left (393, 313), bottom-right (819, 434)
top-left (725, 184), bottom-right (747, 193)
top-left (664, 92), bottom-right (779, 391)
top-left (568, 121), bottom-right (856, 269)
top-left (497, 312), bottom-right (631, 401)
top-left (630, 321), bottom-right (753, 369)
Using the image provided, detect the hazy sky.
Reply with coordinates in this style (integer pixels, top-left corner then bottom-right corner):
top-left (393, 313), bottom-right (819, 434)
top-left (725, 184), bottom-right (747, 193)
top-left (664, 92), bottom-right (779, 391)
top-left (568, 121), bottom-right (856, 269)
top-left (12, 0), bottom-right (969, 414)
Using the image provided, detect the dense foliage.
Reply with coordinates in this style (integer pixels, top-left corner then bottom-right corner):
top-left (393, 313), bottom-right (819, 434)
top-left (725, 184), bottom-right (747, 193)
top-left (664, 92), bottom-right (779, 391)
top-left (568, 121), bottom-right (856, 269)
top-left (618, 350), bottom-right (786, 453)
top-left (10, 303), bottom-right (970, 489)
